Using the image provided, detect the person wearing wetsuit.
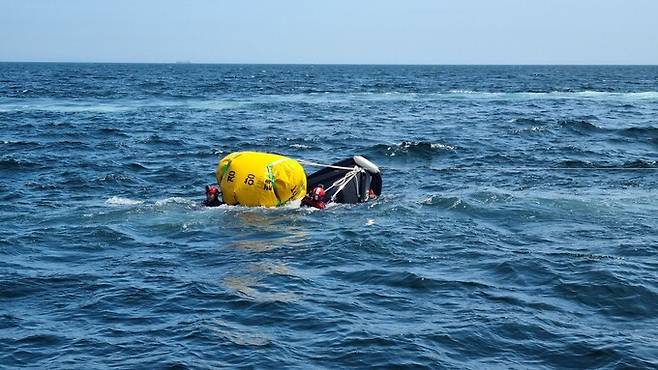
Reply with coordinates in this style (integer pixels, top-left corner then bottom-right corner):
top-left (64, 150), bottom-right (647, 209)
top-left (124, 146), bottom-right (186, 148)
top-left (204, 185), bottom-right (223, 207)
top-left (301, 184), bottom-right (326, 209)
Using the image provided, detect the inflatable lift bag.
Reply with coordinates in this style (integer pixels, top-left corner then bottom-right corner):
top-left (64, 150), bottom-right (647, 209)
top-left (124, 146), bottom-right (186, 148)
top-left (216, 151), bottom-right (307, 207)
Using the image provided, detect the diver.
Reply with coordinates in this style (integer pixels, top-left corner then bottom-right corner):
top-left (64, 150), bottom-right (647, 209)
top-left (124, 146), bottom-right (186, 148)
top-left (301, 184), bottom-right (327, 209)
top-left (204, 185), bottom-right (223, 207)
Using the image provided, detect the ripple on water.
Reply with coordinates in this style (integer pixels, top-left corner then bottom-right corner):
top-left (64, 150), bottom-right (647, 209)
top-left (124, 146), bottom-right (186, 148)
top-left (1, 64), bottom-right (658, 368)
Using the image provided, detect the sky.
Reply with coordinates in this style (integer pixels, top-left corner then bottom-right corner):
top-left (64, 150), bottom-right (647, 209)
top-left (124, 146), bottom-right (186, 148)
top-left (1, 0), bottom-right (657, 64)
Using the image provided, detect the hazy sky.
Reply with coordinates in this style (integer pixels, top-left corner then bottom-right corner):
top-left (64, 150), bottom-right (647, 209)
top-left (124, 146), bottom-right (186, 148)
top-left (1, 0), bottom-right (657, 64)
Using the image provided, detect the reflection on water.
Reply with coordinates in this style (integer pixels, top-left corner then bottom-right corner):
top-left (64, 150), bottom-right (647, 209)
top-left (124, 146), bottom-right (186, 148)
top-left (224, 230), bottom-right (306, 252)
top-left (232, 208), bottom-right (306, 230)
top-left (222, 224), bottom-right (303, 304)
top-left (222, 274), bottom-right (298, 303)
top-left (223, 275), bottom-right (258, 297)
top-left (223, 212), bottom-right (308, 252)
top-left (226, 239), bottom-right (277, 252)
top-left (249, 261), bottom-right (291, 275)
top-left (207, 319), bottom-right (271, 346)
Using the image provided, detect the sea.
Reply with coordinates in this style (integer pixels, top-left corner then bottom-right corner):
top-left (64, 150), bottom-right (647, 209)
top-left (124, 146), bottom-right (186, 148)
top-left (1, 63), bottom-right (657, 369)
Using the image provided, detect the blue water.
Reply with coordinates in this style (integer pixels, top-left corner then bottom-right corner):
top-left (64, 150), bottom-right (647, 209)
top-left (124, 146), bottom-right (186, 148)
top-left (1, 63), bottom-right (658, 369)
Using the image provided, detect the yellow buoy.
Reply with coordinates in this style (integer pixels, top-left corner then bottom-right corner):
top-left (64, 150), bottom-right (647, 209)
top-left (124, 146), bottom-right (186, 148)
top-left (216, 151), bottom-right (307, 207)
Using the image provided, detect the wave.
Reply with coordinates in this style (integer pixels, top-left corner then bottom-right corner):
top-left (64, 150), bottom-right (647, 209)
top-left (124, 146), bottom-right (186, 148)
top-left (0, 98), bottom-right (248, 113)
top-left (4, 90), bottom-right (657, 113)
top-left (438, 159), bottom-right (658, 172)
top-left (511, 117), bottom-right (658, 139)
top-left (105, 195), bottom-right (199, 208)
top-left (328, 268), bottom-right (490, 291)
top-left (507, 116), bottom-right (658, 145)
top-left (555, 275), bottom-right (658, 318)
top-left (288, 143), bottom-right (314, 149)
top-left (1, 141), bottom-right (43, 155)
top-left (127, 162), bottom-right (149, 171)
top-left (509, 118), bottom-right (551, 135)
top-left (620, 126), bottom-right (658, 139)
top-left (105, 196), bottom-right (143, 206)
top-left (0, 157), bottom-right (40, 170)
top-left (558, 118), bottom-right (602, 134)
top-left (96, 127), bottom-right (129, 137)
top-left (620, 159), bottom-right (657, 168)
top-left (510, 118), bottom-right (545, 126)
top-left (371, 141), bottom-right (457, 158)
top-left (557, 159), bottom-right (657, 169)
top-left (138, 135), bottom-right (188, 146)
top-left (513, 117), bottom-right (658, 140)
top-left (447, 90), bottom-right (658, 101)
top-left (0, 99), bottom-right (132, 113)
top-left (257, 90), bottom-right (658, 104)
top-left (154, 197), bottom-right (196, 207)
top-left (421, 195), bottom-right (469, 209)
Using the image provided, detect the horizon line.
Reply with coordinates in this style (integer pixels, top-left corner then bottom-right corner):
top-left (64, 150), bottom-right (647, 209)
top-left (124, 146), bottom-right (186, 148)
top-left (1, 60), bottom-right (657, 67)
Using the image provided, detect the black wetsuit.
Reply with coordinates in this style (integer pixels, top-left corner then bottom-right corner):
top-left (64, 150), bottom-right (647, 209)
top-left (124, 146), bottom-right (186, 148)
top-left (203, 198), bottom-right (223, 207)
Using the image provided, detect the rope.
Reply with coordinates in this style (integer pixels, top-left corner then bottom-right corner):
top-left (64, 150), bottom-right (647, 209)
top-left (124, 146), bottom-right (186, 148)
top-left (296, 156), bottom-right (366, 201)
top-left (436, 166), bottom-right (658, 171)
top-left (324, 167), bottom-right (363, 191)
top-left (326, 167), bottom-right (363, 202)
top-left (293, 158), bottom-right (365, 201)
top-left (299, 160), bottom-right (657, 172)
top-left (296, 159), bottom-right (357, 171)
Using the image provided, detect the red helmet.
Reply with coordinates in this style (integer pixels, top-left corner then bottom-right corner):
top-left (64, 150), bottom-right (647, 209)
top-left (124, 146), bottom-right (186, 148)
top-left (311, 185), bottom-right (326, 201)
top-left (207, 186), bottom-right (219, 195)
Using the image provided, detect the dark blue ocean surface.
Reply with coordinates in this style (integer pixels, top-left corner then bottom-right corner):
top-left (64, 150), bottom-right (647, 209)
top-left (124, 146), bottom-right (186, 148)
top-left (1, 63), bottom-right (657, 369)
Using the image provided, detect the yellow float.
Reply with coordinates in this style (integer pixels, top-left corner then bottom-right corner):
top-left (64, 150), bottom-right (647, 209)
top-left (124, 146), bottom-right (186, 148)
top-left (216, 151), bottom-right (307, 207)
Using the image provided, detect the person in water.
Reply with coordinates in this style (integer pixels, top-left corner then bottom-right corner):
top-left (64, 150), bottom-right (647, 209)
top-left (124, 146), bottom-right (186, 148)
top-left (302, 184), bottom-right (326, 209)
top-left (204, 185), bottom-right (223, 207)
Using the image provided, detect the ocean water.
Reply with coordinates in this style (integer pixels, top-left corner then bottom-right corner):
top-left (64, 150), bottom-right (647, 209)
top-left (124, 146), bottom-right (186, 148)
top-left (1, 63), bottom-right (657, 369)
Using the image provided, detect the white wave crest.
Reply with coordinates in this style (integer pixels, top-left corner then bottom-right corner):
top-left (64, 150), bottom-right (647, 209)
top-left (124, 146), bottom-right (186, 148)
top-left (155, 197), bottom-right (195, 206)
top-left (289, 143), bottom-right (312, 149)
top-left (445, 90), bottom-right (658, 101)
top-left (431, 143), bottom-right (457, 151)
top-left (106, 196), bottom-right (143, 205)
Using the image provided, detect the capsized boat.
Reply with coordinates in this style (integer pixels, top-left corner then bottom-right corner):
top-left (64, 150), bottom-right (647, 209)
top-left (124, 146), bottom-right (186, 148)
top-left (211, 152), bottom-right (381, 208)
top-left (304, 156), bottom-right (382, 204)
